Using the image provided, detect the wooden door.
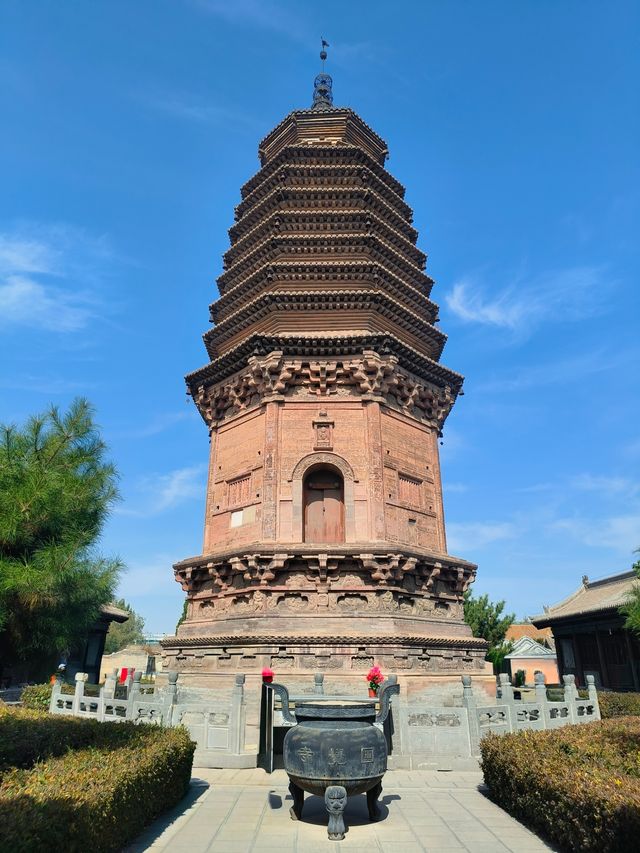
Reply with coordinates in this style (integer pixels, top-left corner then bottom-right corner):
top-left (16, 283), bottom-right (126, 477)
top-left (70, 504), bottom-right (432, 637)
top-left (303, 470), bottom-right (344, 543)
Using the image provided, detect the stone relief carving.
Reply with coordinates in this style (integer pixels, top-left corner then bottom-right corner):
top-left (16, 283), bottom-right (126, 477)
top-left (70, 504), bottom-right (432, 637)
top-left (408, 712), bottom-right (461, 727)
top-left (164, 641), bottom-right (487, 675)
top-left (175, 551), bottom-right (474, 626)
top-left (193, 350), bottom-right (455, 428)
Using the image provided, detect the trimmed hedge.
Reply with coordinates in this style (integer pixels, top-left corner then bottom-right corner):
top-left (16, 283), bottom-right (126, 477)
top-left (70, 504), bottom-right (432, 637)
top-left (0, 705), bottom-right (155, 771)
top-left (20, 683), bottom-right (53, 711)
top-left (0, 707), bottom-right (195, 852)
top-left (599, 691), bottom-right (640, 718)
top-left (480, 717), bottom-right (640, 853)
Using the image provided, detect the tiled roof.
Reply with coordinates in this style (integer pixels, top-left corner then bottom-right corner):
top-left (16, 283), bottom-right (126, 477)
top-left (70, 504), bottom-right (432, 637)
top-left (532, 571), bottom-right (638, 626)
top-left (505, 623), bottom-right (553, 642)
top-left (504, 636), bottom-right (556, 659)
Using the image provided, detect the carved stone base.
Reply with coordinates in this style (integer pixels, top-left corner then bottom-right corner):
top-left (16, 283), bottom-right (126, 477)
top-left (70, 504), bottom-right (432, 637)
top-left (161, 633), bottom-right (487, 681)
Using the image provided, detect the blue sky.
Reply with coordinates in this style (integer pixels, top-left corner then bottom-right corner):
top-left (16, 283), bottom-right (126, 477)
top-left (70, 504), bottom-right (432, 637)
top-left (1, 1), bottom-right (638, 633)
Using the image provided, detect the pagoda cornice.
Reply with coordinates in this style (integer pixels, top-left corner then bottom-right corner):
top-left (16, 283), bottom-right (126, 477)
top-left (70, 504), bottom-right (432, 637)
top-left (226, 209), bottom-right (425, 270)
top-left (186, 332), bottom-right (464, 395)
top-left (256, 108), bottom-right (389, 167)
top-left (190, 350), bottom-right (459, 431)
top-left (229, 185), bottom-right (417, 243)
top-left (220, 232), bottom-right (429, 292)
top-left (236, 160), bottom-right (412, 221)
top-left (203, 289), bottom-right (446, 361)
top-left (240, 147), bottom-right (407, 208)
top-left (211, 260), bottom-right (439, 324)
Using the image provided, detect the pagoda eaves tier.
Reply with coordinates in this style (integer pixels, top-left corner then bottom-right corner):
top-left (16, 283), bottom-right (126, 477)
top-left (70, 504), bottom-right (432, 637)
top-left (165, 105), bottom-right (487, 687)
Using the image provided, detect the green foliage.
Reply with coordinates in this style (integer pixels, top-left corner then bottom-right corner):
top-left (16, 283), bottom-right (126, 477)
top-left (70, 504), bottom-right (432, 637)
top-left (486, 640), bottom-right (513, 673)
top-left (463, 591), bottom-right (516, 647)
top-left (598, 691), bottom-right (640, 718)
top-left (620, 557), bottom-right (640, 636)
top-left (480, 718), bottom-right (640, 852)
top-left (175, 598), bottom-right (188, 633)
top-left (20, 683), bottom-right (52, 712)
top-left (463, 590), bottom-right (515, 672)
top-left (513, 669), bottom-right (526, 687)
top-left (104, 597), bottom-right (145, 654)
top-left (0, 704), bottom-right (144, 771)
top-left (0, 706), bottom-right (195, 853)
top-left (0, 399), bottom-right (123, 677)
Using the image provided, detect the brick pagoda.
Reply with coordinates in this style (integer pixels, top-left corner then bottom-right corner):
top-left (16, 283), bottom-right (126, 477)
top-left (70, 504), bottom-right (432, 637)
top-left (162, 67), bottom-right (490, 697)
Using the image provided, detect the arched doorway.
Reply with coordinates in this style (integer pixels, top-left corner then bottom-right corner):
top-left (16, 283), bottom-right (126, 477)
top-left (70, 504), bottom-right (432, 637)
top-left (303, 465), bottom-right (345, 543)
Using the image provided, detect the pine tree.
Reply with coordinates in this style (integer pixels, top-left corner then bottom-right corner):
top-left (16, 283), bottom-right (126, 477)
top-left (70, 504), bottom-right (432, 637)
top-left (0, 399), bottom-right (123, 678)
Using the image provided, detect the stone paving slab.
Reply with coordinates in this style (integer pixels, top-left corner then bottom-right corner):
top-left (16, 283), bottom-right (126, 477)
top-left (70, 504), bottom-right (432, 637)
top-left (124, 768), bottom-right (556, 853)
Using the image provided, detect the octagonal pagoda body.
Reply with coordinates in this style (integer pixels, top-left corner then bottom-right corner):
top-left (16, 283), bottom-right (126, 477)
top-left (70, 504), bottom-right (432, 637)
top-left (162, 97), bottom-right (490, 697)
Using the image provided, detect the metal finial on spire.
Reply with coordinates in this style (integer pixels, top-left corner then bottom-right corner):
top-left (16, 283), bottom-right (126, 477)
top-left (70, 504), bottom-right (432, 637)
top-left (312, 38), bottom-right (333, 111)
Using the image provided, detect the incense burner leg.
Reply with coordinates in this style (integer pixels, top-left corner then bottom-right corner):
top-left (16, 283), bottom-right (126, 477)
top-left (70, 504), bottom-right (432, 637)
top-left (289, 780), bottom-right (304, 820)
top-left (367, 780), bottom-right (382, 820)
top-left (325, 785), bottom-right (347, 840)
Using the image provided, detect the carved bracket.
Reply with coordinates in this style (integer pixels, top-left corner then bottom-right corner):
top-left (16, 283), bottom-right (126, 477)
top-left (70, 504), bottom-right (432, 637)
top-left (193, 350), bottom-right (455, 428)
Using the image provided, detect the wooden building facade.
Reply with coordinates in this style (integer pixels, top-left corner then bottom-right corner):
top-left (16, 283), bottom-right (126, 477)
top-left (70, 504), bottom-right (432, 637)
top-left (533, 571), bottom-right (640, 692)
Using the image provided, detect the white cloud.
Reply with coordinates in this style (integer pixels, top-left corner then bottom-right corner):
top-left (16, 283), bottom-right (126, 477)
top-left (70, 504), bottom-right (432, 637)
top-left (447, 521), bottom-right (517, 553)
top-left (0, 234), bottom-right (59, 275)
top-left (570, 474), bottom-right (639, 498)
top-left (116, 553), bottom-right (180, 598)
top-left (192, 0), bottom-right (308, 42)
top-left (118, 465), bottom-right (207, 517)
top-left (551, 513), bottom-right (640, 554)
top-left (443, 482), bottom-right (468, 493)
top-left (0, 223), bottom-right (113, 333)
top-left (116, 410), bottom-right (194, 439)
top-left (445, 266), bottom-right (609, 337)
top-left (0, 275), bottom-right (95, 332)
top-left (145, 90), bottom-right (263, 131)
top-left (0, 373), bottom-right (91, 394)
top-left (477, 347), bottom-right (630, 393)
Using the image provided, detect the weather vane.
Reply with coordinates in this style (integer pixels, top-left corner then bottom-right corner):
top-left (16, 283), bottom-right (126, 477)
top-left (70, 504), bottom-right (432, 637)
top-left (320, 37), bottom-right (329, 71)
top-left (312, 37), bottom-right (333, 110)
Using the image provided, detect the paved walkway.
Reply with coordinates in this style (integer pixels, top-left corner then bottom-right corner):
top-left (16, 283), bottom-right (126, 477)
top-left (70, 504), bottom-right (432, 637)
top-left (125, 768), bottom-right (554, 853)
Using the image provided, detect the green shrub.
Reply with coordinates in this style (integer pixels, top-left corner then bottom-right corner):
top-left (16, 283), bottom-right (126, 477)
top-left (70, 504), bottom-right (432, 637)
top-left (513, 669), bottom-right (526, 687)
top-left (0, 708), bottom-right (195, 853)
top-left (480, 717), bottom-right (640, 852)
top-left (0, 705), bottom-right (157, 771)
top-left (598, 691), bottom-right (640, 718)
top-left (20, 683), bottom-right (52, 711)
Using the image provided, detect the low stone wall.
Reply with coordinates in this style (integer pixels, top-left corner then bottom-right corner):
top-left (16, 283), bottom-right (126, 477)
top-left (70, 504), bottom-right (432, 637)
top-left (391, 672), bottom-right (600, 770)
top-left (49, 669), bottom-right (599, 771)
top-left (49, 669), bottom-right (253, 768)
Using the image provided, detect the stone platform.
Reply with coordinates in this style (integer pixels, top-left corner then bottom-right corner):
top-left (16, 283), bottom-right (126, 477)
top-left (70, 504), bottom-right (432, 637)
top-left (124, 768), bottom-right (556, 853)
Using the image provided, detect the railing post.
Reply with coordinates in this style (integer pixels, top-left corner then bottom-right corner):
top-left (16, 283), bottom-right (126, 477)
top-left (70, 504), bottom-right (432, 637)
top-left (230, 674), bottom-right (246, 754)
top-left (127, 671), bottom-right (142, 720)
top-left (586, 674), bottom-right (601, 720)
top-left (563, 674), bottom-right (578, 722)
top-left (49, 677), bottom-right (62, 713)
top-left (462, 675), bottom-right (480, 754)
top-left (103, 668), bottom-right (117, 700)
top-left (72, 672), bottom-right (87, 715)
top-left (534, 671), bottom-right (548, 729)
top-left (164, 671), bottom-right (179, 726)
top-left (498, 673), bottom-right (515, 703)
top-left (314, 673), bottom-right (325, 695)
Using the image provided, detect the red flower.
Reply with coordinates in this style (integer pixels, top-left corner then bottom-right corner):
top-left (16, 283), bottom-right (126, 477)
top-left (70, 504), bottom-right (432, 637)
top-left (366, 666), bottom-right (384, 691)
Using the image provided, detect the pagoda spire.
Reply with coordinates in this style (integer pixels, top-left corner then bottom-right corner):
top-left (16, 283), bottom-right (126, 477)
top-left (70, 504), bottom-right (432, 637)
top-left (312, 38), bottom-right (333, 110)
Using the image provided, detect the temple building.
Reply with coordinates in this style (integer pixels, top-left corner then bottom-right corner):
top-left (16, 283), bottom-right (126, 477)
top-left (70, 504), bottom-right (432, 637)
top-left (161, 60), bottom-right (491, 701)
